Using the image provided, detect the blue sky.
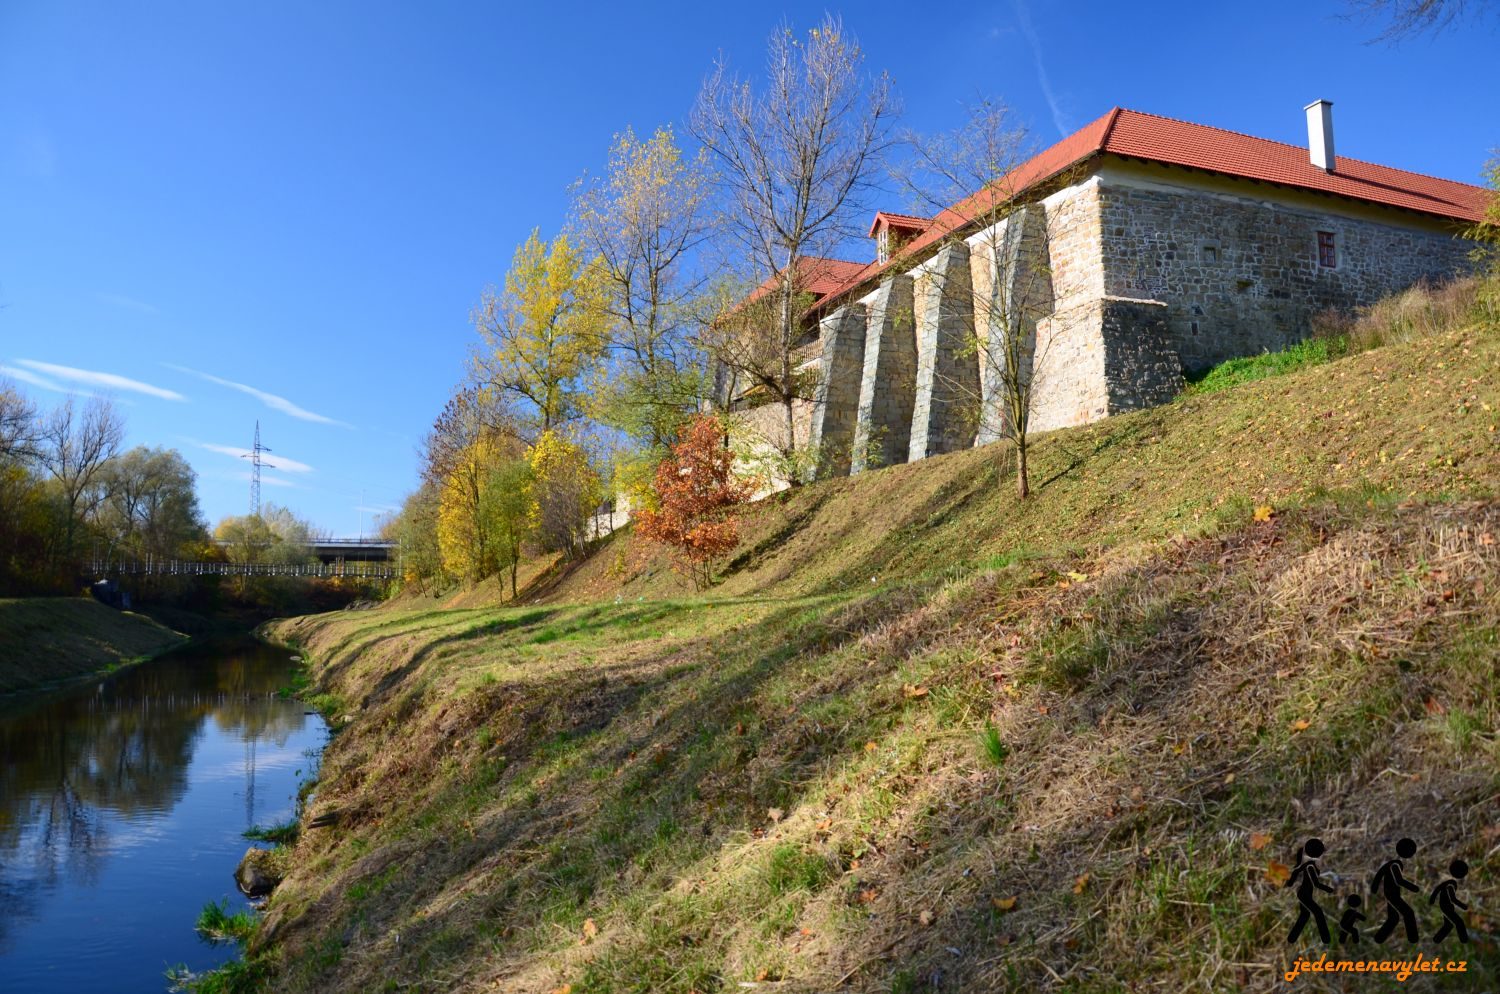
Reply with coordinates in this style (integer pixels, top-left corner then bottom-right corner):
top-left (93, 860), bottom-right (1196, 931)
top-left (2, 1), bottom-right (1495, 534)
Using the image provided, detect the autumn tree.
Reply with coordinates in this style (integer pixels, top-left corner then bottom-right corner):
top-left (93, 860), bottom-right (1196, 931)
top-left (573, 126), bottom-right (713, 461)
top-left (635, 414), bottom-right (756, 590)
top-left (383, 481), bottom-right (443, 591)
top-left (691, 15), bottom-right (896, 470)
top-left (437, 433), bottom-right (525, 582)
top-left (894, 98), bottom-right (1084, 498)
top-left (471, 230), bottom-right (609, 436)
top-left (527, 430), bottom-right (601, 560)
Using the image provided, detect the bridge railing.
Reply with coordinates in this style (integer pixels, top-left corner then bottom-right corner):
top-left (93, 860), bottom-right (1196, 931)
top-left (90, 558), bottom-right (400, 579)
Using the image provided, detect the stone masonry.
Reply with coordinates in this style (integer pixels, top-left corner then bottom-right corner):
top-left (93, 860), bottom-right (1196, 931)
top-left (908, 242), bottom-right (979, 461)
top-left (727, 143), bottom-right (1478, 485)
top-left (851, 275), bottom-right (917, 474)
top-left (807, 303), bottom-right (867, 479)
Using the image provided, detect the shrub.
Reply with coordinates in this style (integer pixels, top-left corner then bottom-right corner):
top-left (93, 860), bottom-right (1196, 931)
top-left (634, 415), bottom-right (757, 589)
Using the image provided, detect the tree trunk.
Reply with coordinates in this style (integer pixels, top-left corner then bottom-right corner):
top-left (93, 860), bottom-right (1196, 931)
top-left (1015, 439), bottom-right (1030, 499)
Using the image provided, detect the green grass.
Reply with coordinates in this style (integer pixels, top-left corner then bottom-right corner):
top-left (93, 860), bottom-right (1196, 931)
top-left (1186, 336), bottom-right (1345, 393)
top-left (0, 597), bottom-right (186, 694)
top-left (193, 899), bottom-right (258, 945)
top-left (243, 819), bottom-right (299, 845)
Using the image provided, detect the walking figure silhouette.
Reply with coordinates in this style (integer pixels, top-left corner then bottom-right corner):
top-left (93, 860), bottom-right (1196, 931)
top-left (1429, 859), bottom-right (1470, 945)
top-left (1338, 894), bottom-right (1365, 944)
top-left (1286, 838), bottom-right (1334, 944)
top-left (1371, 838), bottom-right (1420, 943)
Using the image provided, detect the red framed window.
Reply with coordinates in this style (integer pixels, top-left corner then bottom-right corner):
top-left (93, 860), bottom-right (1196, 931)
top-left (1317, 231), bottom-right (1337, 269)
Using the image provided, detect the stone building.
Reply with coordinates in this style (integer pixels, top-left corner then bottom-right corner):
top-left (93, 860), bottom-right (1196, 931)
top-left (722, 102), bottom-right (1488, 481)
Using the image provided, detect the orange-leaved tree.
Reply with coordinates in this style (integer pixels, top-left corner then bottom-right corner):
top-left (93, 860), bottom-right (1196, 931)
top-left (634, 414), bottom-right (756, 590)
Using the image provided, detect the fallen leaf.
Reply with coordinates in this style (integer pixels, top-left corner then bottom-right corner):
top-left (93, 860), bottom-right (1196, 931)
top-left (1073, 872), bottom-right (1090, 895)
top-left (550, 986), bottom-right (573, 994)
top-left (1266, 860), bottom-right (1292, 885)
top-left (919, 909), bottom-right (934, 926)
top-left (903, 684), bottom-right (929, 699)
top-left (816, 818), bottom-right (832, 832)
top-left (581, 918), bottom-right (597, 943)
top-left (1424, 697), bottom-right (1446, 716)
top-left (1253, 505), bottom-right (1274, 522)
top-left (1223, 772), bottom-right (1236, 785)
top-left (755, 969), bottom-right (769, 981)
top-left (858, 888), bottom-right (879, 904)
top-left (1249, 832), bottom-right (1274, 851)
top-left (991, 896), bottom-right (1018, 912)
top-left (1066, 571), bottom-right (1088, 582)
top-left (1290, 718), bottom-right (1311, 732)
top-left (767, 807), bottom-right (783, 823)
top-left (1171, 742), bottom-right (1188, 756)
top-left (864, 741), bottom-right (878, 753)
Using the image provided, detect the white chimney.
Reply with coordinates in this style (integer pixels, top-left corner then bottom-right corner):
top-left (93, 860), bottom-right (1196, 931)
top-left (1304, 99), bottom-right (1335, 172)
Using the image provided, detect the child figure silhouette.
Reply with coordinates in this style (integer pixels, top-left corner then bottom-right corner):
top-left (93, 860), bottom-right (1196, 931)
top-left (1338, 894), bottom-right (1365, 944)
top-left (1371, 838), bottom-right (1420, 944)
top-left (1429, 859), bottom-right (1470, 945)
top-left (1286, 838), bottom-right (1335, 944)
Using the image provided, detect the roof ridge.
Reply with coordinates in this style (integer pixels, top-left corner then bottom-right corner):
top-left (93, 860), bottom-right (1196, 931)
top-left (1111, 107), bottom-right (1487, 192)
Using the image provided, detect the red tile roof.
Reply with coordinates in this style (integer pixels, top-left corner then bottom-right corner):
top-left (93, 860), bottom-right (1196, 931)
top-left (743, 255), bottom-right (868, 307)
top-left (813, 107), bottom-right (1489, 312)
top-left (866, 211), bottom-right (933, 238)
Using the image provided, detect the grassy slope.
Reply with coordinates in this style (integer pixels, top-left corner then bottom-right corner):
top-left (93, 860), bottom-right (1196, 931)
top-left (256, 322), bottom-right (1500, 994)
top-left (0, 597), bottom-right (187, 693)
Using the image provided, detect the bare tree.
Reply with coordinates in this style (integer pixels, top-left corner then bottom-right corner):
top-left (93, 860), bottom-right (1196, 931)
top-left (1348, 0), bottom-right (1496, 39)
top-left (41, 396), bottom-right (124, 562)
top-left (895, 98), bottom-right (1084, 498)
top-left (572, 126), bottom-right (714, 455)
top-left (691, 15), bottom-right (897, 471)
top-left (0, 377), bottom-right (39, 463)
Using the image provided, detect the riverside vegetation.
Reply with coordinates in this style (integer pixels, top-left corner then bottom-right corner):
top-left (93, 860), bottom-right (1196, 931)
top-left (181, 282), bottom-right (1500, 993)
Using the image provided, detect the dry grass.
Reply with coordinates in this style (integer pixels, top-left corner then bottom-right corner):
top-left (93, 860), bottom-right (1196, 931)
top-left (220, 313), bottom-right (1500, 994)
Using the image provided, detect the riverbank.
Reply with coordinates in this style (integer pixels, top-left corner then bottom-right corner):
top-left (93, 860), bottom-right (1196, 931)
top-left (0, 597), bottom-right (189, 694)
top-left (231, 319), bottom-right (1500, 992)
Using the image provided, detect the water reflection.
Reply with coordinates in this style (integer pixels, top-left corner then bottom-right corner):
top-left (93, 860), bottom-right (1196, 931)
top-left (0, 637), bottom-right (326, 992)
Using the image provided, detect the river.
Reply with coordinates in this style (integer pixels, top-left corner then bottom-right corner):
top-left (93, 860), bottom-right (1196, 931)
top-left (0, 636), bottom-right (328, 993)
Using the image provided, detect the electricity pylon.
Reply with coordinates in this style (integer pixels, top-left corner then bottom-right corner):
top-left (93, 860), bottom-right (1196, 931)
top-left (242, 421), bottom-right (271, 517)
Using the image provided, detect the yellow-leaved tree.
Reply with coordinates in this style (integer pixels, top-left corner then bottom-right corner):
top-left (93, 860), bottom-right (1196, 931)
top-left (438, 434), bottom-right (535, 593)
top-left (471, 230), bottom-right (610, 435)
top-left (527, 430), bottom-right (601, 559)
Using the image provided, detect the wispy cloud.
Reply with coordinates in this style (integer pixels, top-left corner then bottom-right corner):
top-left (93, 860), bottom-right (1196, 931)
top-left (167, 364), bottom-right (351, 427)
top-left (97, 292), bottom-right (160, 316)
top-left (224, 470), bottom-right (299, 489)
top-left (12, 359), bottom-right (185, 401)
top-left (199, 442), bottom-right (315, 474)
top-left (354, 504), bottom-right (400, 515)
top-left (1012, 0), bottom-right (1072, 138)
top-left (1, 363), bottom-right (70, 394)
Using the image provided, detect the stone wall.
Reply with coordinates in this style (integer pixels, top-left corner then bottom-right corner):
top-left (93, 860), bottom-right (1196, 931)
top-left (909, 242), bottom-right (979, 461)
top-left (1095, 164), bottom-right (1475, 372)
top-left (808, 304), bottom-right (867, 479)
top-left (851, 277), bottom-right (917, 474)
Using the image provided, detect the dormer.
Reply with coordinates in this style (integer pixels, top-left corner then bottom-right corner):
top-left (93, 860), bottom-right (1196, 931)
top-left (868, 212), bottom-right (931, 264)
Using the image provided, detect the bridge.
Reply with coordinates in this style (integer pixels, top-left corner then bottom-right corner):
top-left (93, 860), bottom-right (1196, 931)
top-left (92, 558), bottom-right (400, 579)
top-left (91, 539), bottom-right (402, 580)
top-left (212, 538), bottom-right (398, 564)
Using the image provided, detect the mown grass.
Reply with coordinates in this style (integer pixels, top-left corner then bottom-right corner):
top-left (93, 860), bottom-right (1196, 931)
top-left (0, 597), bottom-right (187, 694)
top-left (230, 312), bottom-right (1500, 994)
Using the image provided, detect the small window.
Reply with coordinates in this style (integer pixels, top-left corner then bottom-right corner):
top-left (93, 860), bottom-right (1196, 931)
top-left (1202, 245), bottom-right (1218, 263)
top-left (877, 228), bottom-right (890, 264)
top-left (1317, 231), bottom-right (1337, 269)
top-left (1190, 320), bottom-right (1200, 336)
